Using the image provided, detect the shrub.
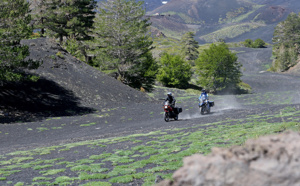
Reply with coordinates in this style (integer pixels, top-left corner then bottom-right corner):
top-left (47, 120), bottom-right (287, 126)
top-left (243, 39), bottom-right (253, 47)
top-left (243, 38), bottom-right (266, 48)
top-left (253, 38), bottom-right (266, 48)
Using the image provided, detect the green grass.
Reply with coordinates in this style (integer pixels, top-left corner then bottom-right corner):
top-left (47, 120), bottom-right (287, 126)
top-left (41, 169), bottom-right (66, 176)
top-left (36, 127), bottom-right (49, 132)
top-left (80, 122), bottom-right (97, 127)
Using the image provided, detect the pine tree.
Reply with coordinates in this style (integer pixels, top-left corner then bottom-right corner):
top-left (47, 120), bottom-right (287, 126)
top-left (0, 0), bottom-right (40, 81)
top-left (180, 32), bottom-right (199, 62)
top-left (195, 43), bottom-right (242, 92)
top-left (92, 0), bottom-right (156, 90)
top-left (40, 0), bottom-right (97, 43)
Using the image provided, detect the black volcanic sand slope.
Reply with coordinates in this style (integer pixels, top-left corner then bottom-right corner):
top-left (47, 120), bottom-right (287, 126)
top-left (21, 38), bottom-right (154, 107)
top-left (0, 38), bottom-right (155, 123)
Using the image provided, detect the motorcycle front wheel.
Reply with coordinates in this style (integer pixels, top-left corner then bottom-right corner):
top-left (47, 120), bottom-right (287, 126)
top-left (200, 107), bottom-right (205, 115)
top-left (207, 106), bottom-right (210, 114)
top-left (164, 113), bottom-right (170, 122)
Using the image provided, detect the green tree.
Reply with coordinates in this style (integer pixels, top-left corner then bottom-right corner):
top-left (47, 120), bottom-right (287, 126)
top-left (180, 32), bottom-right (199, 62)
top-left (92, 0), bottom-right (156, 90)
top-left (125, 52), bottom-right (158, 92)
top-left (253, 38), bottom-right (266, 48)
top-left (0, 0), bottom-right (40, 81)
top-left (195, 43), bottom-right (242, 92)
top-left (157, 53), bottom-right (192, 88)
top-left (272, 12), bottom-right (300, 72)
top-left (40, 0), bottom-right (97, 44)
top-left (243, 39), bottom-right (253, 47)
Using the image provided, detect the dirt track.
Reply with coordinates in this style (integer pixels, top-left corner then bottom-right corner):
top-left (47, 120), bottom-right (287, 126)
top-left (1, 39), bottom-right (300, 185)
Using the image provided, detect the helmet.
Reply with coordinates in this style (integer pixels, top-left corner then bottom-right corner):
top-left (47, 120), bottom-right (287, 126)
top-left (167, 92), bottom-right (172, 96)
top-left (202, 89), bottom-right (206, 93)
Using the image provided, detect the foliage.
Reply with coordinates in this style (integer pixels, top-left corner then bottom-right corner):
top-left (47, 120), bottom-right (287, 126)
top-left (199, 23), bottom-right (263, 43)
top-left (243, 39), bottom-right (253, 47)
top-left (157, 53), bottom-right (192, 88)
top-left (253, 38), bottom-right (266, 48)
top-left (271, 12), bottom-right (300, 72)
top-left (243, 38), bottom-right (266, 48)
top-left (180, 32), bottom-right (199, 62)
top-left (271, 44), bottom-right (298, 72)
top-left (0, 0), bottom-right (40, 81)
top-left (124, 52), bottom-right (158, 92)
top-left (37, 0), bottom-right (97, 43)
top-left (195, 43), bottom-right (242, 92)
top-left (63, 38), bottom-right (86, 61)
top-left (92, 0), bottom-right (155, 91)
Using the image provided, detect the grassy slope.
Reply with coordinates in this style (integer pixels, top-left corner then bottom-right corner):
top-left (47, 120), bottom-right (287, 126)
top-left (199, 22), bottom-right (265, 43)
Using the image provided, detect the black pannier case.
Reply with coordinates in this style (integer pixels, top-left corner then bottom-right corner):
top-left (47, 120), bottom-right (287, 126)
top-left (174, 107), bottom-right (182, 114)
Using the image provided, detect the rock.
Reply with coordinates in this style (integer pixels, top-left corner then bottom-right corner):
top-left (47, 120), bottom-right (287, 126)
top-left (155, 175), bottom-right (164, 184)
top-left (156, 131), bottom-right (300, 186)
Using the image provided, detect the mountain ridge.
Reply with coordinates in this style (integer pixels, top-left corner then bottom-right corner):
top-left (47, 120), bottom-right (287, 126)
top-left (147, 0), bottom-right (299, 43)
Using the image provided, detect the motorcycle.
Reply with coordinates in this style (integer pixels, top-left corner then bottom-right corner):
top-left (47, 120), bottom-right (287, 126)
top-left (199, 98), bottom-right (214, 115)
top-left (163, 101), bottom-right (182, 122)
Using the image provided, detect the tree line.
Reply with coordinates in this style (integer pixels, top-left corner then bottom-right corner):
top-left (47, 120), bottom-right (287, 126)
top-left (0, 0), bottom-right (243, 93)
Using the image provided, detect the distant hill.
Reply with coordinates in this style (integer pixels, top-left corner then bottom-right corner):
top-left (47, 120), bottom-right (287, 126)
top-left (147, 0), bottom-right (300, 43)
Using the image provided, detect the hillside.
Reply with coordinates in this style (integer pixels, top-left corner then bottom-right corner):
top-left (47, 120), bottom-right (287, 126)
top-left (1, 43), bottom-right (300, 185)
top-left (148, 0), bottom-right (299, 43)
top-left (0, 38), bottom-right (154, 123)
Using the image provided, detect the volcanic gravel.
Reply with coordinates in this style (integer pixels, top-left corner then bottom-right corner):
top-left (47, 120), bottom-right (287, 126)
top-left (1, 38), bottom-right (300, 185)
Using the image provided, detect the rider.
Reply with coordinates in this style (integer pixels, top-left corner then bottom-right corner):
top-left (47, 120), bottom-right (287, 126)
top-left (199, 89), bottom-right (209, 107)
top-left (165, 92), bottom-right (176, 109)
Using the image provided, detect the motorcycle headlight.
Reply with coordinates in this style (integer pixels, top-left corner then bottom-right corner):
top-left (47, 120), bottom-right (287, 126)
top-left (164, 106), bottom-right (168, 109)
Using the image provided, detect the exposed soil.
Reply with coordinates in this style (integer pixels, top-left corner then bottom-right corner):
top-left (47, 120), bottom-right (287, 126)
top-left (1, 38), bottom-right (300, 185)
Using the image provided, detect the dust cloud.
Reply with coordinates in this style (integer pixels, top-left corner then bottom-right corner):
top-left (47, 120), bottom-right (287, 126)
top-left (214, 95), bottom-right (242, 111)
top-left (179, 95), bottom-right (242, 120)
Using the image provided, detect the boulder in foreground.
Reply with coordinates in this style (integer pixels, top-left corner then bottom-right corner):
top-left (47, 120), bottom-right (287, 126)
top-left (157, 131), bottom-right (300, 186)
